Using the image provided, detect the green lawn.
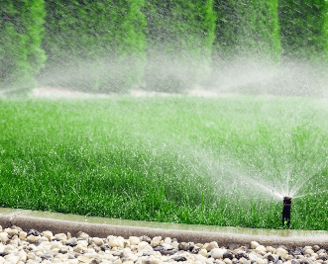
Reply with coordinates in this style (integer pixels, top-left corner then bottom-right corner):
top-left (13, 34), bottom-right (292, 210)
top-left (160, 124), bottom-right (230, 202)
top-left (0, 95), bottom-right (327, 230)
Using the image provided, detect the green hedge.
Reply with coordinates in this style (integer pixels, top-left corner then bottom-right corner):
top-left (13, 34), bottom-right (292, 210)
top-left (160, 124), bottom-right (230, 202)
top-left (141, 0), bottom-right (216, 93)
top-left (2, 0), bottom-right (328, 95)
top-left (0, 0), bottom-right (47, 96)
top-left (213, 0), bottom-right (282, 63)
top-left (38, 0), bottom-right (148, 94)
top-left (278, 0), bottom-right (328, 64)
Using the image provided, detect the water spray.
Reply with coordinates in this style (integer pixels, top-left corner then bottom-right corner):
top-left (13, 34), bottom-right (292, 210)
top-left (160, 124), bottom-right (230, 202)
top-left (282, 196), bottom-right (292, 228)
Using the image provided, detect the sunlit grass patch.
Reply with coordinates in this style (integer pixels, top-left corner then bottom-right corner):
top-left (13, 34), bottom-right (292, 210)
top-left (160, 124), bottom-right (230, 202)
top-left (0, 95), bottom-right (327, 230)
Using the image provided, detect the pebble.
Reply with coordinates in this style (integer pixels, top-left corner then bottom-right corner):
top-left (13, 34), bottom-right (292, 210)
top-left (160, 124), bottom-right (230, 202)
top-left (0, 225), bottom-right (327, 264)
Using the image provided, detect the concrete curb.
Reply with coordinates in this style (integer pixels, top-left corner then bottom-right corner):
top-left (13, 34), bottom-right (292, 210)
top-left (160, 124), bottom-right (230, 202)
top-left (0, 212), bottom-right (327, 250)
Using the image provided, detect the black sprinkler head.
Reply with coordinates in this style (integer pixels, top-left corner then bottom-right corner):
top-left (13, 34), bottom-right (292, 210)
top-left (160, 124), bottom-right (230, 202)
top-left (282, 196), bottom-right (292, 228)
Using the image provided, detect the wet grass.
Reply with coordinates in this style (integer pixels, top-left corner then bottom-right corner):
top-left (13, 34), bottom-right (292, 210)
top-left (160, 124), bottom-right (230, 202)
top-left (0, 95), bottom-right (328, 230)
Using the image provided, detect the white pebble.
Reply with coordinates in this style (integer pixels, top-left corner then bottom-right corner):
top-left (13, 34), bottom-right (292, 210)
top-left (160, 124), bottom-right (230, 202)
top-left (150, 236), bottom-right (162, 247)
top-left (164, 237), bottom-right (171, 244)
top-left (26, 235), bottom-right (40, 243)
top-left (107, 235), bottom-right (123, 248)
top-left (239, 257), bottom-right (248, 264)
top-left (19, 231), bottom-right (27, 240)
top-left (304, 248), bottom-right (315, 255)
top-left (223, 258), bottom-right (232, 264)
top-left (129, 236), bottom-right (141, 245)
top-left (54, 233), bottom-right (67, 240)
top-left (248, 253), bottom-right (259, 261)
top-left (205, 241), bottom-right (219, 252)
top-left (49, 242), bottom-right (62, 250)
top-left (251, 241), bottom-right (261, 249)
top-left (0, 232), bottom-right (8, 243)
top-left (194, 261), bottom-right (204, 264)
top-left (138, 241), bottom-right (152, 251)
top-left (92, 237), bottom-right (104, 246)
top-left (265, 246), bottom-right (276, 253)
top-left (255, 245), bottom-right (266, 252)
top-left (211, 248), bottom-right (227, 259)
top-left (41, 231), bottom-right (53, 241)
top-left (199, 248), bottom-right (208, 258)
top-left (195, 254), bottom-right (207, 262)
top-left (5, 256), bottom-right (21, 263)
top-left (275, 248), bottom-right (288, 259)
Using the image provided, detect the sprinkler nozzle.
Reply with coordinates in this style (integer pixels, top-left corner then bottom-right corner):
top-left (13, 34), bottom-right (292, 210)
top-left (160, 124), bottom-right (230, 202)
top-left (282, 196), bottom-right (292, 228)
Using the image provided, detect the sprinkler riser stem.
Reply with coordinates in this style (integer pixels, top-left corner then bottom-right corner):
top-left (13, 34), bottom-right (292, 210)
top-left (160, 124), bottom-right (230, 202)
top-left (282, 196), bottom-right (292, 228)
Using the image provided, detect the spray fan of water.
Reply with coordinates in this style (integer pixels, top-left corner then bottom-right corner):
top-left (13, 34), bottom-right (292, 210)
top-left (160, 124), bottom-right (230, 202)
top-left (176, 144), bottom-right (328, 204)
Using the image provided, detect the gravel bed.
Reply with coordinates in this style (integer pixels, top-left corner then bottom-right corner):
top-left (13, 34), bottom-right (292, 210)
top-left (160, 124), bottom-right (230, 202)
top-left (0, 225), bottom-right (327, 264)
